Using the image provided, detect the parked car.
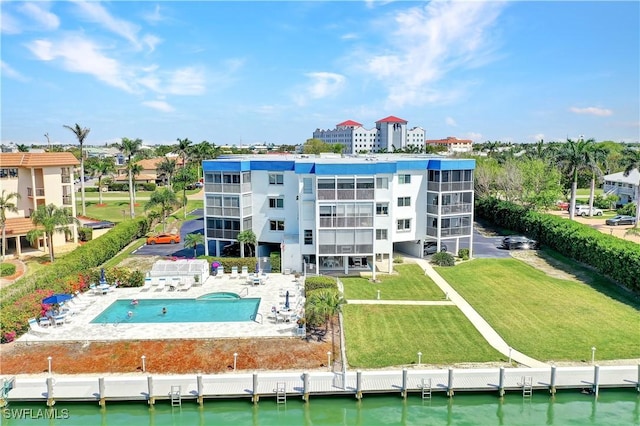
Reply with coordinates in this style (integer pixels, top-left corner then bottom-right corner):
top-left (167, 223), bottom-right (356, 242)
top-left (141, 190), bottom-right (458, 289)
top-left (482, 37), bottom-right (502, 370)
top-left (500, 236), bottom-right (539, 250)
top-left (605, 215), bottom-right (637, 226)
top-left (574, 205), bottom-right (603, 216)
top-left (146, 233), bottom-right (180, 245)
top-left (556, 201), bottom-right (569, 210)
top-left (423, 242), bottom-right (447, 256)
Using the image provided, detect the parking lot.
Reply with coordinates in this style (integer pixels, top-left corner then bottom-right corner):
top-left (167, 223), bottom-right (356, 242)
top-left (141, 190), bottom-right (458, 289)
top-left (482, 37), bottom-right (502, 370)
top-left (133, 209), bottom-right (205, 258)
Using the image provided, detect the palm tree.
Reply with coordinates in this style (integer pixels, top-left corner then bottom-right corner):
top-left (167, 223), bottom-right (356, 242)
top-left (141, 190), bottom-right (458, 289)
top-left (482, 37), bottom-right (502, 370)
top-left (16, 144), bottom-right (29, 152)
top-left (237, 229), bottom-right (257, 257)
top-left (115, 138), bottom-right (142, 218)
top-left (191, 141), bottom-right (217, 181)
top-left (87, 157), bottom-right (116, 205)
top-left (306, 288), bottom-right (346, 336)
top-left (0, 190), bottom-right (21, 260)
top-left (173, 167), bottom-right (197, 219)
top-left (556, 138), bottom-right (595, 220)
top-left (174, 137), bottom-right (193, 169)
top-left (130, 163), bottom-right (143, 205)
top-left (157, 157), bottom-right (178, 190)
top-left (586, 145), bottom-right (608, 216)
top-left (26, 204), bottom-right (79, 263)
top-left (145, 188), bottom-right (178, 232)
top-left (621, 148), bottom-right (640, 226)
top-left (63, 123), bottom-right (90, 216)
top-left (184, 232), bottom-right (204, 258)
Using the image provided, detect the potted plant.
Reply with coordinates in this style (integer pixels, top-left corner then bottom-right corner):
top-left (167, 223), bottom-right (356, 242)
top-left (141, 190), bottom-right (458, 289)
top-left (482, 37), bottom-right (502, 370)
top-left (296, 318), bottom-right (306, 329)
top-left (194, 274), bottom-right (200, 284)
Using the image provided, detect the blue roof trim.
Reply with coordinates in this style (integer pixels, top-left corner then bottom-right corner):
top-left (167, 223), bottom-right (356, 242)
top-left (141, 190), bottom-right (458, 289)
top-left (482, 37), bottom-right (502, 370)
top-left (203, 160), bottom-right (250, 172)
top-left (294, 162), bottom-right (315, 174)
top-left (249, 160), bottom-right (295, 171)
top-left (396, 160), bottom-right (430, 170)
top-left (314, 162), bottom-right (399, 175)
top-left (427, 159), bottom-right (476, 170)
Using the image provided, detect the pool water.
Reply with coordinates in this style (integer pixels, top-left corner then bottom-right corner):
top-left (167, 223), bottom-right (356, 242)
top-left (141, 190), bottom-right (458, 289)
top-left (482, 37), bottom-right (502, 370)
top-left (90, 295), bottom-right (260, 324)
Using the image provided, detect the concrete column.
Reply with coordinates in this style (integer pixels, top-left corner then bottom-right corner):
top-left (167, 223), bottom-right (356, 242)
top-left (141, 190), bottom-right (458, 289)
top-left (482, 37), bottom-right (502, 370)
top-left (147, 376), bottom-right (154, 406)
top-left (46, 377), bottom-right (54, 407)
top-left (498, 367), bottom-right (505, 397)
top-left (302, 372), bottom-right (309, 402)
top-left (197, 375), bottom-right (203, 406)
top-left (401, 369), bottom-right (408, 399)
top-left (252, 372), bottom-right (259, 404)
top-left (15, 236), bottom-right (22, 257)
top-left (98, 377), bottom-right (105, 407)
top-left (549, 365), bottom-right (557, 396)
top-left (447, 368), bottom-right (454, 398)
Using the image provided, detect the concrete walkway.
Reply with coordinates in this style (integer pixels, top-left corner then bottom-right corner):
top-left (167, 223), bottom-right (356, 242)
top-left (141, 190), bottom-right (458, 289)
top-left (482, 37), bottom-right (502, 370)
top-left (408, 258), bottom-right (548, 368)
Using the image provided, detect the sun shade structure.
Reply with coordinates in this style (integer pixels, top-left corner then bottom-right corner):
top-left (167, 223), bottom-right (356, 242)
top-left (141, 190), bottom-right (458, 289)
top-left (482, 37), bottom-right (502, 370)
top-left (149, 259), bottom-right (210, 283)
top-left (42, 294), bottom-right (73, 305)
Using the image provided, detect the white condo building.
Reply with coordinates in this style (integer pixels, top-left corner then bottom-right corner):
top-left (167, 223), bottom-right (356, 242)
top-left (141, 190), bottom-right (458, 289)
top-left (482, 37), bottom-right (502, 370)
top-left (203, 154), bottom-right (475, 276)
top-left (313, 116), bottom-right (426, 154)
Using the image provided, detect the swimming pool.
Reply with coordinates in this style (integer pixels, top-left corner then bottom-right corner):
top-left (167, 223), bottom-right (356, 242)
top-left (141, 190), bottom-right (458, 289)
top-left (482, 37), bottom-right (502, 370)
top-left (91, 294), bottom-right (260, 324)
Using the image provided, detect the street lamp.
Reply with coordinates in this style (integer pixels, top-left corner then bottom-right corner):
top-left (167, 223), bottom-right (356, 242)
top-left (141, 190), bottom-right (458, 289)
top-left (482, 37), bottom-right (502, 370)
top-left (47, 356), bottom-right (52, 375)
top-left (141, 355), bottom-right (146, 372)
top-left (233, 352), bottom-right (238, 372)
top-left (417, 352), bottom-right (422, 366)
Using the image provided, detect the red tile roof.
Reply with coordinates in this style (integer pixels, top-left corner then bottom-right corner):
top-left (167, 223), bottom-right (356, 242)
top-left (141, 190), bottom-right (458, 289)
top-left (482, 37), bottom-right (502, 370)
top-left (3, 218), bottom-right (38, 236)
top-left (337, 120), bottom-right (363, 127)
top-left (376, 115), bottom-right (407, 124)
top-left (0, 152), bottom-right (80, 167)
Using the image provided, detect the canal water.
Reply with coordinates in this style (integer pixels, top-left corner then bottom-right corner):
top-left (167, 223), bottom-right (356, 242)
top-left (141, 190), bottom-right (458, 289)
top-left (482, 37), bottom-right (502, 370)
top-left (2, 389), bottom-right (638, 425)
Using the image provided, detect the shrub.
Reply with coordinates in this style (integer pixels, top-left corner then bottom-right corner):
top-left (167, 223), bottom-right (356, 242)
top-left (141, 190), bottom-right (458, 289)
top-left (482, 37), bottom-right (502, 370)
top-left (141, 183), bottom-right (157, 191)
top-left (84, 187), bottom-right (99, 193)
top-left (78, 227), bottom-right (93, 242)
top-left (393, 256), bottom-right (404, 264)
top-left (458, 248), bottom-right (470, 261)
top-left (431, 252), bottom-right (455, 266)
top-left (108, 183), bottom-right (129, 192)
top-left (0, 263), bottom-right (16, 277)
top-left (270, 252), bottom-right (281, 273)
top-left (616, 202), bottom-right (637, 216)
top-left (305, 276), bottom-right (337, 293)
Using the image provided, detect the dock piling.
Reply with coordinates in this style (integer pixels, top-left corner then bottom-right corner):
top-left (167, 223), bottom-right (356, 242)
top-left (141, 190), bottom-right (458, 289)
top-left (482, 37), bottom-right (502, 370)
top-left (592, 365), bottom-right (600, 398)
top-left (302, 372), bottom-right (309, 402)
top-left (197, 375), bottom-right (203, 406)
top-left (252, 372), bottom-right (259, 404)
top-left (98, 377), bottom-right (105, 407)
top-left (549, 365), bottom-right (557, 396)
top-left (498, 367), bottom-right (505, 398)
top-left (46, 377), bottom-right (54, 407)
top-left (401, 369), bottom-right (408, 399)
top-left (147, 376), bottom-right (155, 406)
top-left (447, 368), bottom-right (454, 398)
top-left (356, 370), bottom-right (363, 400)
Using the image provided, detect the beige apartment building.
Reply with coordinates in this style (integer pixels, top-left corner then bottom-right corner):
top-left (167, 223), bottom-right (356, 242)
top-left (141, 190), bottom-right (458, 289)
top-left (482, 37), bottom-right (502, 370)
top-left (0, 152), bottom-right (79, 258)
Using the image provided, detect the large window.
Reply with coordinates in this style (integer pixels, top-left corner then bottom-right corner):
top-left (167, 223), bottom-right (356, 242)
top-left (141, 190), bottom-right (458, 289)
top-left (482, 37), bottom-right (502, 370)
top-left (269, 220), bottom-right (285, 231)
top-left (304, 229), bottom-right (313, 245)
top-left (303, 178), bottom-right (313, 194)
top-left (398, 174), bottom-right (411, 184)
top-left (376, 229), bottom-right (388, 240)
top-left (268, 174), bottom-right (284, 185)
top-left (269, 197), bottom-right (284, 209)
top-left (397, 219), bottom-right (411, 231)
top-left (376, 203), bottom-right (389, 216)
top-left (376, 177), bottom-right (389, 189)
top-left (397, 197), bottom-right (411, 207)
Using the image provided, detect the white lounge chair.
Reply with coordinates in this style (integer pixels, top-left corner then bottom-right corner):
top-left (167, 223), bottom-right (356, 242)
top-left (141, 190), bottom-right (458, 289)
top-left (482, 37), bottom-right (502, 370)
top-left (141, 277), bottom-right (153, 291)
top-left (241, 266), bottom-right (248, 278)
top-left (156, 277), bottom-right (167, 291)
top-left (28, 318), bottom-right (52, 336)
top-left (230, 266), bottom-right (239, 279)
top-left (216, 266), bottom-right (224, 277)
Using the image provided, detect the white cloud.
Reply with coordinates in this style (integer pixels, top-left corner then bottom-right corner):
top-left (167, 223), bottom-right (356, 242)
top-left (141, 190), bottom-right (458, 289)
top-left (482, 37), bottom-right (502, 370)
top-left (532, 133), bottom-right (545, 142)
top-left (569, 106), bottom-right (613, 117)
top-left (0, 10), bottom-right (22, 34)
top-left (294, 72), bottom-right (346, 106)
top-left (166, 67), bottom-right (206, 95)
top-left (465, 132), bottom-right (482, 142)
top-left (341, 33), bottom-right (358, 40)
top-left (360, 1), bottom-right (506, 107)
top-left (143, 4), bottom-right (165, 24)
top-left (1, 60), bottom-right (28, 82)
top-left (445, 117), bottom-right (457, 126)
top-left (142, 100), bottom-right (174, 112)
top-left (27, 36), bottom-right (135, 92)
top-left (19, 3), bottom-right (60, 31)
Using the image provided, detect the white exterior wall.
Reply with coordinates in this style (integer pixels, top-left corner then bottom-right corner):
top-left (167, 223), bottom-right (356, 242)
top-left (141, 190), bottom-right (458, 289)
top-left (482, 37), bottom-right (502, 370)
top-left (390, 171), bottom-right (424, 258)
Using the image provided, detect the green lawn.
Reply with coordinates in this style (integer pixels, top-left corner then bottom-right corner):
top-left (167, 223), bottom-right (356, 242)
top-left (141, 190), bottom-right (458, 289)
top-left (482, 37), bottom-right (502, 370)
top-left (76, 200), bottom-right (146, 222)
top-left (341, 264), bottom-right (444, 300)
top-left (343, 305), bottom-right (503, 367)
top-left (575, 188), bottom-right (603, 197)
top-left (435, 258), bottom-right (640, 361)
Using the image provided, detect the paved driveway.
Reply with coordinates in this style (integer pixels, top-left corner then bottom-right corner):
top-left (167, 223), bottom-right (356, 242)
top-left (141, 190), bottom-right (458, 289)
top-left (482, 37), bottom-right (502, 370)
top-left (133, 209), bottom-right (205, 257)
top-left (472, 227), bottom-right (511, 258)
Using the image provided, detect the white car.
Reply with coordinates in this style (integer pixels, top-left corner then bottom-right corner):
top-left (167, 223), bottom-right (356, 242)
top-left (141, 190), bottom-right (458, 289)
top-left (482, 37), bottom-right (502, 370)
top-left (574, 205), bottom-right (603, 216)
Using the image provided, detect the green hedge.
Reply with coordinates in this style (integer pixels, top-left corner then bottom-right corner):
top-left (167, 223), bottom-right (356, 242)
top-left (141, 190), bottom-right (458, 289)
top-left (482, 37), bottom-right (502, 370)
top-left (305, 276), bottom-right (338, 293)
top-left (270, 252), bottom-right (281, 273)
top-left (476, 197), bottom-right (640, 291)
top-left (198, 256), bottom-right (257, 273)
top-left (0, 263), bottom-right (16, 277)
top-left (0, 216), bottom-right (150, 342)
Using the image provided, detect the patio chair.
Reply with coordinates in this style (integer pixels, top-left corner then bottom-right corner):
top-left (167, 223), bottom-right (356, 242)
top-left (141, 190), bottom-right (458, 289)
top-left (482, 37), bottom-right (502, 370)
top-left (28, 318), bottom-right (52, 336)
top-left (156, 277), bottom-right (167, 291)
top-left (215, 266), bottom-right (224, 278)
top-left (141, 277), bottom-right (153, 292)
top-left (230, 266), bottom-right (239, 279)
top-left (241, 266), bottom-right (248, 278)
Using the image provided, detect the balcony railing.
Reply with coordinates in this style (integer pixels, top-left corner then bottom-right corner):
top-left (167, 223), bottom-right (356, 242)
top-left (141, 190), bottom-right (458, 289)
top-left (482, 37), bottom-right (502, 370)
top-left (319, 217), bottom-right (373, 228)
top-left (426, 204), bottom-right (473, 214)
top-left (318, 244), bottom-right (373, 255)
top-left (61, 175), bottom-right (71, 183)
top-left (426, 227), bottom-right (472, 237)
top-left (62, 195), bottom-right (72, 205)
top-left (205, 183), bottom-right (242, 193)
top-left (207, 229), bottom-right (240, 240)
top-left (206, 207), bottom-right (241, 217)
top-left (427, 182), bottom-right (473, 192)
top-left (27, 187), bottom-right (45, 197)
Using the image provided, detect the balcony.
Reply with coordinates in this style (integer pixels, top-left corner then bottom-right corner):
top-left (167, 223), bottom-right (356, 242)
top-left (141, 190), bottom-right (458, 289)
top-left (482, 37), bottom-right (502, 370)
top-left (61, 175), bottom-right (71, 184)
top-left (427, 182), bottom-right (473, 192)
top-left (318, 244), bottom-right (373, 255)
top-left (427, 204), bottom-right (473, 214)
top-left (426, 227), bottom-right (472, 237)
top-left (206, 229), bottom-right (240, 240)
top-left (27, 187), bottom-right (45, 197)
top-left (205, 183), bottom-right (242, 193)
top-left (62, 195), bottom-right (72, 205)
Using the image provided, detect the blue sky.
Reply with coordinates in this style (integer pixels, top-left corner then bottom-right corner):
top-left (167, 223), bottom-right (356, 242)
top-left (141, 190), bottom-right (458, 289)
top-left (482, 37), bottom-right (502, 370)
top-left (1, 1), bottom-right (639, 147)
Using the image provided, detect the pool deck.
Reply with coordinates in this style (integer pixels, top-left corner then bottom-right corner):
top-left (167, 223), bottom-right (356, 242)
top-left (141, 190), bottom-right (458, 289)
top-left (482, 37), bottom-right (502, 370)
top-left (18, 273), bottom-right (305, 343)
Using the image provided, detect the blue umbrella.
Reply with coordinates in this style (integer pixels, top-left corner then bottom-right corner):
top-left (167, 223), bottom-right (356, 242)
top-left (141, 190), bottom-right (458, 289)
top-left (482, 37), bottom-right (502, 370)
top-left (42, 294), bottom-right (72, 305)
top-left (255, 262), bottom-right (260, 274)
top-left (284, 291), bottom-right (290, 310)
top-left (100, 268), bottom-right (107, 284)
